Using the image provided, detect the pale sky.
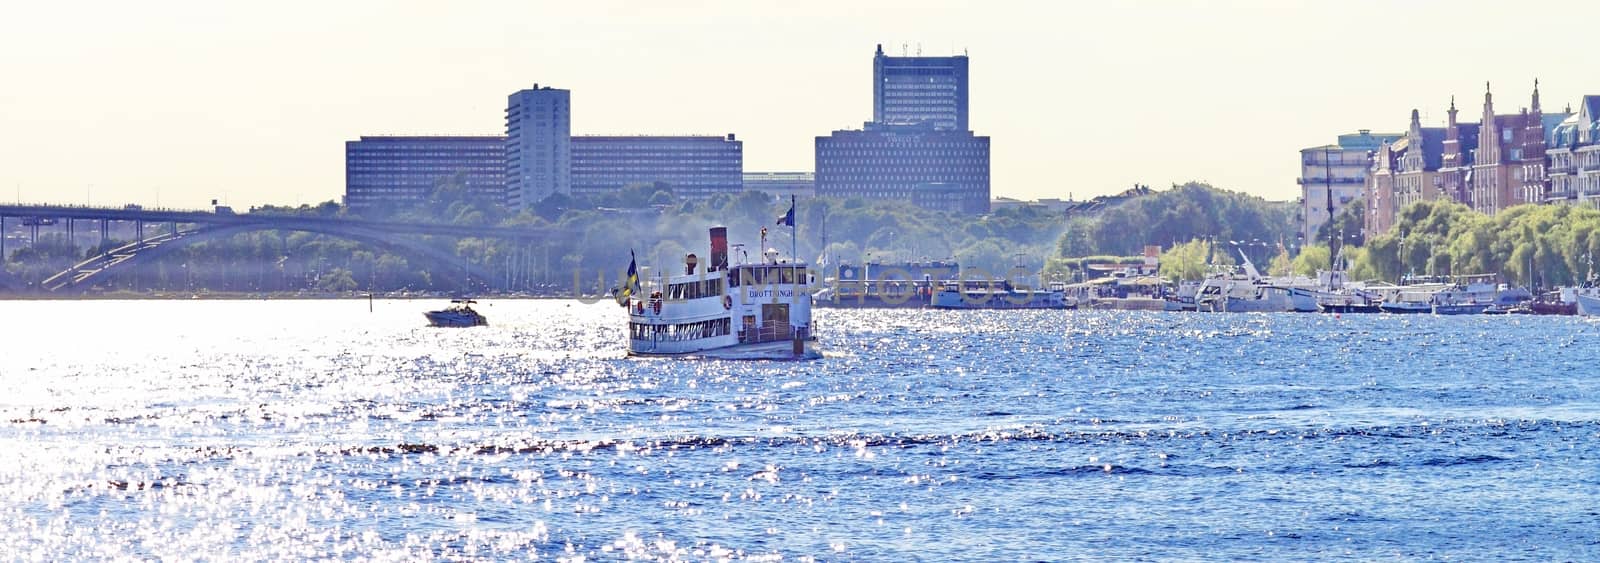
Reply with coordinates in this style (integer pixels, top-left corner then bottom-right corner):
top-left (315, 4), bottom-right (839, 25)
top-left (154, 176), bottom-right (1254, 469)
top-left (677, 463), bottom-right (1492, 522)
top-left (0, 0), bottom-right (1591, 210)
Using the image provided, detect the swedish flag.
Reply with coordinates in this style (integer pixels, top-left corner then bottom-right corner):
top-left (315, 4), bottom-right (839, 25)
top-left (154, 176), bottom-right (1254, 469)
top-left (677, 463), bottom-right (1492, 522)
top-left (777, 195), bottom-right (795, 227)
top-left (615, 250), bottom-right (639, 307)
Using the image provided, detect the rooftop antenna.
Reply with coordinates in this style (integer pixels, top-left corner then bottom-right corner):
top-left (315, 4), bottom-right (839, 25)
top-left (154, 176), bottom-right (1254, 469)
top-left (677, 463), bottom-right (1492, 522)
top-left (901, 43), bottom-right (908, 56)
top-left (916, 43), bottom-right (922, 56)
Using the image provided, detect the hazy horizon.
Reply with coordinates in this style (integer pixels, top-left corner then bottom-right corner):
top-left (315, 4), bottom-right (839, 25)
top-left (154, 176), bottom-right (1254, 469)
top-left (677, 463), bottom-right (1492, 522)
top-left (1, 0), bottom-right (1592, 210)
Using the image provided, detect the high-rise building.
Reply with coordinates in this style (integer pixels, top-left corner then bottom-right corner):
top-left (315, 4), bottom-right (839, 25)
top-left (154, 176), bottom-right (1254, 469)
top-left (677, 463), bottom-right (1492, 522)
top-left (344, 135), bottom-right (507, 212)
top-left (873, 44), bottom-right (969, 131)
top-left (505, 85), bottom-right (571, 209)
top-left (815, 122), bottom-right (990, 214)
top-left (570, 135), bottom-right (743, 199)
top-left (1298, 130), bottom-right (1399, 243)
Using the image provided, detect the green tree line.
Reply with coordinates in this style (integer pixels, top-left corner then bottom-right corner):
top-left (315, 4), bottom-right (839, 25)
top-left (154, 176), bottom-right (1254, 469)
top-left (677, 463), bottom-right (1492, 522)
top-left (4, 178), bottom-right (1309, 294)
top-left (1336, 200), bottom-right (1600, 287)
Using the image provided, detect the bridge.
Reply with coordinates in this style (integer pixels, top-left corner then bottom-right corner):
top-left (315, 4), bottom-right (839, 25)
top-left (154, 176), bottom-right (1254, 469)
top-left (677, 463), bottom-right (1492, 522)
top-left (0, 204), bottom-right (564, 293)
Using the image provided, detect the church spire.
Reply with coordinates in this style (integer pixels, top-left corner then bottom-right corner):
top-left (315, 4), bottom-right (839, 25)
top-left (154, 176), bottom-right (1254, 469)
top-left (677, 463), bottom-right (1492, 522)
top-left (1484, 81), bottom-right (1495, 119)
top-left (1448, 95), bottom-right (1458, 126)
top-left (1532, 78), bottom-right (1542, 114)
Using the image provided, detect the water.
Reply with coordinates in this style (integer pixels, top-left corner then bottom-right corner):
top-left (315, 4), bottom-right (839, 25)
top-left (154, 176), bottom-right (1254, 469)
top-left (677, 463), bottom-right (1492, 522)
top-left (1, 300), bottom-right (1597, 561)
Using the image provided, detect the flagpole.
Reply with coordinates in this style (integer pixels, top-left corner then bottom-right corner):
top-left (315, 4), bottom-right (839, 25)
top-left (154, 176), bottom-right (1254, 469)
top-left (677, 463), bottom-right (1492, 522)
top-left (790, 194), bottom-right (797, 266)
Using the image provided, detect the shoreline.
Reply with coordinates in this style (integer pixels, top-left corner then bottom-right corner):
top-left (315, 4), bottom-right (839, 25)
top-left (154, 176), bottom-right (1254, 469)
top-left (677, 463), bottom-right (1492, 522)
top-left (0, 291), bottom-right (595, 301)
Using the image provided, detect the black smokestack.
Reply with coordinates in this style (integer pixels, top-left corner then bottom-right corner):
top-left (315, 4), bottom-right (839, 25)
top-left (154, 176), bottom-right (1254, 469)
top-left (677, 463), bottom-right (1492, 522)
top-left (709, 226), bottom-right (728, 272)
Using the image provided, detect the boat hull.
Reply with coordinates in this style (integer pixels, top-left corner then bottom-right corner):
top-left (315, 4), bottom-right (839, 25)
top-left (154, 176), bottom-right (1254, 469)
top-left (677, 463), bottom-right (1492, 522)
top-left (1320, 303), bottom-right (1382, 314)
top-left (628, 339), bottom-right (820, 360)
top-left (424, 311), bottom-right (487, 327)
top-left (930, 290), bottom-right (1074, 309)
top-left (1379, 303), bottom-right (1432, 314)
top-left (1432, 303), bottom-right (1490, 315)
top-left (1578, 294), bottom-right (1600, 316)
top-left (1530, 301), bottom-right (1577, 315)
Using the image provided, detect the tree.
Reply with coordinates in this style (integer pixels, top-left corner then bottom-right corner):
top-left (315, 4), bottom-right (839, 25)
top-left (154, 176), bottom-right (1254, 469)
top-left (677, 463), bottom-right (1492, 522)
top-left (1055, 182), bottom-right (1295, 264)
top-left (1157, 238), bottom-right (1232, 281)
top-left (316, 268), bottom-right (358, 292)
top-left (1290, 245), bottom-right (1331, 277)
top-left (1267, 245), bottom-right (1292, 276)
top-left (1316, 198), bottom-right (1365, 247)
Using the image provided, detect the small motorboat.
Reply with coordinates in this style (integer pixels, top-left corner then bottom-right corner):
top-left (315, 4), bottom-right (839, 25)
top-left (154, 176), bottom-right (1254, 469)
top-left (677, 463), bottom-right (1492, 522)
top-left (425, 299), bottom-right (488, 327)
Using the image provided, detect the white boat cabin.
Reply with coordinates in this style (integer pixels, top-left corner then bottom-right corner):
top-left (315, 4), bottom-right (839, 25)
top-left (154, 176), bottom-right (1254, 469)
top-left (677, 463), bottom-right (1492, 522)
top-left (626, 227), bottom-right (812, 355)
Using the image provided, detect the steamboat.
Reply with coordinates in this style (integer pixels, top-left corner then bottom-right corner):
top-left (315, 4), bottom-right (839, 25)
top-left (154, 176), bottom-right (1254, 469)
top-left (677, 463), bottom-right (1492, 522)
top-left (620, 226), bottom-right (818, 359)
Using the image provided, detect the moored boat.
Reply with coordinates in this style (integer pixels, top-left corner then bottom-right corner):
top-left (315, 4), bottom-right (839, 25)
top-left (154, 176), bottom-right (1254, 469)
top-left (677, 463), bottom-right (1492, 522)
top-left (1432, 302), bottom-right (1491, 315)
top-left (814, 261), bottom-right (957, 308)
top-left (1577, 292), bottom-right (1600, 316)
top-left (930, 279), bottom-right (1075, 309)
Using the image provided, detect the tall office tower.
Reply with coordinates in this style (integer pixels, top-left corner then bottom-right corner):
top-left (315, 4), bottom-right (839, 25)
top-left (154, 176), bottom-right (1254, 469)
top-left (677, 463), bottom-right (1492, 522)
top-left (815, 122), bottom-right (990, 214)
top-left (505, 85), bottom-right (571, 209)
top-left (872, 44), bottom-right (969, 131)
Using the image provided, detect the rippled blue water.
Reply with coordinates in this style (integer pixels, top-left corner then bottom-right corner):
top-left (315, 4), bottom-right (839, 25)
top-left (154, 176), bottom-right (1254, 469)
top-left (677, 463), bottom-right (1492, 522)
top-left (1, 300), bottom-right (1597, 560)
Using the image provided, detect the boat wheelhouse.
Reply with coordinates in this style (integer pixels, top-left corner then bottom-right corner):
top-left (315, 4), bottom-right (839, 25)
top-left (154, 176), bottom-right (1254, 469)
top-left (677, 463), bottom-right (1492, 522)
top-left (623, 227), bottom-right (815, 358)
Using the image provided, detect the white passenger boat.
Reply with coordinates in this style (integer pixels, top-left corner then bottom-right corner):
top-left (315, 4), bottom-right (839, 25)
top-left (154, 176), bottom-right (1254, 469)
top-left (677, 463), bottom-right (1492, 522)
top-left (620, 226), bottom-right (817, 359)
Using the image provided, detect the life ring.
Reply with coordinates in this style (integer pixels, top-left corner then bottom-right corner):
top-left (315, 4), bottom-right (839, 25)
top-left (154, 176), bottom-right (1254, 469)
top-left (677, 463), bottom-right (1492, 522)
top-left (651, 299), bottom-right (662, 315)
top-left (723, 295), bottom-right (733, 310)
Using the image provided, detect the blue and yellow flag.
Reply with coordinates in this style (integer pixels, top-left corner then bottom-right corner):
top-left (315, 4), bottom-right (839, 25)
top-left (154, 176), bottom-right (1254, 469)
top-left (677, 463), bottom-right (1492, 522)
top-left (777, 195), bottom-right (795, 227)
top-left (615, 250), bottom-right (639, 307)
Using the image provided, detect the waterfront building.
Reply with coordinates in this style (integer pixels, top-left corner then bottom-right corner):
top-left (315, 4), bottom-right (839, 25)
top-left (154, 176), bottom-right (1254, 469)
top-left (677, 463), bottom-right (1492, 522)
top-left (743, 171), bottom-right (815, 199)
top-left (1546, 95), bottom-right (1600, 206)
top-left (1299, 129), bottom-right (1399, 243)
top-left (343, 135), bottom-right (506, 211)
top-left (1468, 83), bottom-right (1567, 215)
top-left (815, 122), bottom-right (990, 214)
top-left (1438, 97), bottom-right (1481, 206)
top-left (1365, 112), bottom-right (1443, 236)
top-left (505, 85), bottom-right (571, 210)
top-left (873, 44), bottom-right (969, 131)
top-left (570, 135), bottom-right (743, 200)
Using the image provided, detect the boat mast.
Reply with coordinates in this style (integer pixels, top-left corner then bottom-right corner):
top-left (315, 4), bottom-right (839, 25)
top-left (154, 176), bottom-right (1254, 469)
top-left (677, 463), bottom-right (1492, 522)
top-left (1325, 145), bottom-right (1340, 267)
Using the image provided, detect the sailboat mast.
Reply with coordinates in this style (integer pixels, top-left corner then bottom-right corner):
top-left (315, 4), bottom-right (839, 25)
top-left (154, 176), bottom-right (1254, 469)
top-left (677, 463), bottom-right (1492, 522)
top-left (1324, 145), bottom-right (1339, 263)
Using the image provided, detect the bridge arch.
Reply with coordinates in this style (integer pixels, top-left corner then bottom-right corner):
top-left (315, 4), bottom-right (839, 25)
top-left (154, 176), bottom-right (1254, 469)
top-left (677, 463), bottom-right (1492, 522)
top-left (43, 221), bottom-right (488, 293)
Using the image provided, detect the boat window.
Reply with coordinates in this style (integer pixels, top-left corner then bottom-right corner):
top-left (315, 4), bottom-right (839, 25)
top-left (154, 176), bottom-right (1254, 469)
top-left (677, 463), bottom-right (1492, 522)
top-left (729, 269), bottom-right (741, 287)
top-left (780, 267), bottom-right (795, 285)
top-left (752, 267), bottom-right (767, 286)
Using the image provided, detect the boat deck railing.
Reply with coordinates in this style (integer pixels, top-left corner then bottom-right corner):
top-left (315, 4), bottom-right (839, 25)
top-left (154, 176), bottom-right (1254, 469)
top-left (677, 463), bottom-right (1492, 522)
top-left (741, 320), bottom-right (807, 344)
